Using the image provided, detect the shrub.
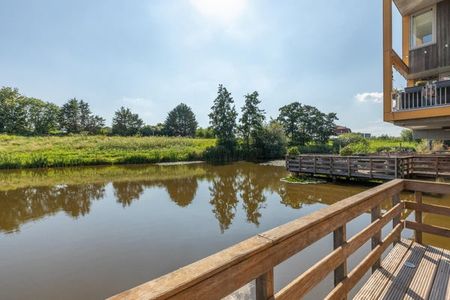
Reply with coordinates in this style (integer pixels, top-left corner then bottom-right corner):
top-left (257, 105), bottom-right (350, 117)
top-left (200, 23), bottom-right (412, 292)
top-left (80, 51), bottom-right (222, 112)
top-left (287, 146), bottom-right (300, 156)
top-left (204, 145), bottom-right (242, 163)
top-left (298, 144), bottom-right (336, 154)
top-left (340, 140), bottom-right (370, 156)
top-left (252, 122), bottom-right (287, 160)
top-left (334, 133), bottom-right (365, 148)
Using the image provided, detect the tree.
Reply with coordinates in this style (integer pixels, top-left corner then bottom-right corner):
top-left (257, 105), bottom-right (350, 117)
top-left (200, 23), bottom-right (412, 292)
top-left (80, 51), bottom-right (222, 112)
top-left (209, 85), bottom-right (237, 149)
top-left (401, 129), bottom-right (414, 142)
top-left (59, 98), bottom-right (104, 134)
top-left (59, 98), bottom-right (81, 133)
top-left (277, 102), bottom-right (337, 146)
top-left (239, 91), bottom-right (265, 152)
top-left (26, 98), bottom-right (60, 135)
top-left (253, 121), bottom-right (287, 159)
top-left (0, 87), bottom-right (28, 134)
top-left (164, 103), bottom-right (198, 137)
top-left (112, 106), bottom-right (143, 136)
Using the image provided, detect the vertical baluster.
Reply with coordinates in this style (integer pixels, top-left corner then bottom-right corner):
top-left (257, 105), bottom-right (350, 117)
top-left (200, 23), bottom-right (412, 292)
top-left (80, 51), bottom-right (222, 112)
top-left (333, 225), bottom-right (347, 295)
top-left (392, 194), bottom-right (400, 227)
top-left (415, 191), bottom-right (423, 244)
top-left (256, 269), bottom-right (274, 300)
top-left (371, 205), bottom-right (382, 272)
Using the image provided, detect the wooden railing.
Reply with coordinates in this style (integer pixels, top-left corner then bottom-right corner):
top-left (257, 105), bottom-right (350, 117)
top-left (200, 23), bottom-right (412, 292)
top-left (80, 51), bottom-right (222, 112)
top-left (286, 154), bottom-right (450, 180)
top-left (108, 179), bottom-right (450, 300)
top-left (286, 155), bottom-right (413, 180)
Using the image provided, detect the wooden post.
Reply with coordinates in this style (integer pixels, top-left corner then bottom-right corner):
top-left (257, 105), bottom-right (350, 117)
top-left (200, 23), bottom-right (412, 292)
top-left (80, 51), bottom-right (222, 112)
top-left (313, 156), bottom-right (316, 174)
top-left (347, 157), bottom-right (351, 177)
top-left (392, 193), bottom-right (401, 243)
top-left (330, 157), bottom-right (334, 175)
top-left (435, 157), bottom-right (439, 177)
top-left (333, 225), bottom-right (347, 291)
top-left (394, 157), bottom-right (398, 178)
top-left (256, 269), bottom-right (274, 300)
top-left (415, 191), bottom-right (423, 244)
top-left (369, 158), bottom-right (373, 178)
top-left (371, 205), bottom-right (382, 272)
top-left (383, 0), bottom-right (393, 122)
top-left (299, 156), bottom-right (302, 173)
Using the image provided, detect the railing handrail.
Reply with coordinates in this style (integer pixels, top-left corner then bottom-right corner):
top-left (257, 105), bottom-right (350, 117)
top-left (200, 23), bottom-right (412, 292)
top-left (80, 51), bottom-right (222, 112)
top-left (108, 179), bottom-right (450, 300)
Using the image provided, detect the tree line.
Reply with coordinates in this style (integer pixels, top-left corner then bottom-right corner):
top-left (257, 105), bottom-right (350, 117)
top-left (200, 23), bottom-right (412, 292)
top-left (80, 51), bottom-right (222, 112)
top-left (0, 85), bottom-right (338, 159)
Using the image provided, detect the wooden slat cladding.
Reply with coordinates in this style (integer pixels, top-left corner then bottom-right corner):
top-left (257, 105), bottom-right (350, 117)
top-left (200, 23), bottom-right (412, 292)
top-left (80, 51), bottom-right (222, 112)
top-left (409, 0), bottom-right (450, 75)
top-left (438, 0), bottom-right (450, 68)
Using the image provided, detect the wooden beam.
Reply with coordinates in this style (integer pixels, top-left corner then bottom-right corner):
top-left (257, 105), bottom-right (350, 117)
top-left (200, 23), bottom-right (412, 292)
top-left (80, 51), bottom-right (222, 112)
top-left (383, 0), bottom-right (393, 121)
top-left (404, 179), bottom-right (450, 194)
top-left (414, 191), bottom-right (423, 244)
top-left (405, 221), bottom-right (450, 238)
top-left (333, 225), bottom-right (347, 287)
top-left (371, 205), bottom-right (382, 272)
top-left (404, 201), bottom-right (450, 217)
top-left (391, 49), bottom-right (410, 78)
top-left (256, 269), bottom-right (274, 300)
top-left (402, 15), bottom-right (415, 87)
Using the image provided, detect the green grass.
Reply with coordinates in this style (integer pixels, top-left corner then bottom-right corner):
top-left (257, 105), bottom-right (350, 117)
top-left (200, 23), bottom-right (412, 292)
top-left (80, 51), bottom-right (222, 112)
top-left (0, 135), bottom-right (216, 169)
top-left (366, 139), bottom-right (418, 152)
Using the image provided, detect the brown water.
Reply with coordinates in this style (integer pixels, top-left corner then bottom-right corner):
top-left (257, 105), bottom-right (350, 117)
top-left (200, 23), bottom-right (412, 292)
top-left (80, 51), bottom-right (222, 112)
top-left (0, 162), bottom-right (448, 300)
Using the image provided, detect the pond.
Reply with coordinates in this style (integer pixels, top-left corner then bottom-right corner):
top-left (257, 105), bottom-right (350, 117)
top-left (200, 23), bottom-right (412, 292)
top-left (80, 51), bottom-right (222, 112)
top-left (0, 162), bottom-right (448, 300)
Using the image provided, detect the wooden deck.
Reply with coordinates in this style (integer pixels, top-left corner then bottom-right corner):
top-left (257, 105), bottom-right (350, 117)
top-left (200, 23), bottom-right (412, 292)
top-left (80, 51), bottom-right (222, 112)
top-left (286, 154), bottom-right (450, 180)
top-left (355, 239), bottom-right (450, 299)
top-left (108, 179), bottom-right (450, 300)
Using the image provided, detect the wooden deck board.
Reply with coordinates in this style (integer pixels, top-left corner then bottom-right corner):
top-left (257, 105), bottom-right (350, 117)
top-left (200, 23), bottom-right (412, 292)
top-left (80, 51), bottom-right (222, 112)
top-left (429, 249), bottom-right (450, 300)
top-left (354, 241), bottom-right (450, 300)
top-left (353, 239), bottom-right (413, 299)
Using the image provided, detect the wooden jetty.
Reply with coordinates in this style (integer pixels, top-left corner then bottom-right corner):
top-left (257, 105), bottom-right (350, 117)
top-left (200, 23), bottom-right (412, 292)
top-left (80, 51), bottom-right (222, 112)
top-left (286, 154), bottom-right (450, 180)
top-left (108, 179), bottom-right (450, 300)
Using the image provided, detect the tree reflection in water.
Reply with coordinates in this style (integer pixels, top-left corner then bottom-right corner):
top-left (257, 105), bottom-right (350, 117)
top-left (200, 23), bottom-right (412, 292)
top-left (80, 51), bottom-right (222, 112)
top-left (165, 177), bottom-right (198, 207)
top-left (0, 162), bottom-right (368, 235)
top-left (0, 183), bottom-right (105, 233)
top-left (113, 182), bottom-right (145, 207)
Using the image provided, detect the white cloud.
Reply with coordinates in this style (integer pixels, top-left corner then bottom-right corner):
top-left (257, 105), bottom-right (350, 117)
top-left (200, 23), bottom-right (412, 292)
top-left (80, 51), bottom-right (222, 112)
top-left (189, 0), bottom-right (248, 24)
top-left (355, 92), bottom-right (383, 103)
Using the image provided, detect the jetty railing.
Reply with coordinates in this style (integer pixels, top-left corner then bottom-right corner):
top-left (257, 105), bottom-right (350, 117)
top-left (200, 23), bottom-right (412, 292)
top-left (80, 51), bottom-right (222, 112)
top-left (286, 154), bottom-right (450, 180)
top-left (108, 179), bottom-right (450, 300)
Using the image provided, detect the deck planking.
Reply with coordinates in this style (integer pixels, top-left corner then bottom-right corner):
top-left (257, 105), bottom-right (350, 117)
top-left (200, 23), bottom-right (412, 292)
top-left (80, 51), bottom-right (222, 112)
top-left (355, 240), bottom-right (450, 300)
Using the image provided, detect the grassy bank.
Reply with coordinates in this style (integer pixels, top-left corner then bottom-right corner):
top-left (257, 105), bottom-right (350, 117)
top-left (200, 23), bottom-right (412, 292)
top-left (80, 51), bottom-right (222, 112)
top-left (0, 135), bottom-right (216, 169)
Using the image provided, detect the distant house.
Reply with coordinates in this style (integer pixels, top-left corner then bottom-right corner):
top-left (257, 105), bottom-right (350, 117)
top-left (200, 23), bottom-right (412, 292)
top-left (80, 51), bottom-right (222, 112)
top-left (334, 125), bottom-right (352, 135)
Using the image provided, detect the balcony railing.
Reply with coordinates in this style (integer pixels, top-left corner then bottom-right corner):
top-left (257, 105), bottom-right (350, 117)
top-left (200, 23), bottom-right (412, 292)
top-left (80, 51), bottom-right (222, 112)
top-left (393, 80), bottom-right (450, 111)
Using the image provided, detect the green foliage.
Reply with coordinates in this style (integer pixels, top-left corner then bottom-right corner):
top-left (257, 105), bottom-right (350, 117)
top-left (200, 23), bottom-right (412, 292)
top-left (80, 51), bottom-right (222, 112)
top-left (203, 145), bottom-right (241, 163)
top-left (400, 129), bottom-right (414, 142)
top-left (334, 133), bottom-right (365, 147)
top-left (277, 102), bottom-right (337, 146)
top-left (298, 144), bottom-right (336, 154)
top-left (239, 91), bottom-right (265, 152)
top-left (374, 145), bottom-right (416, 153)
top-left (59, 98), bottom-right (104, 134)
top-left (0, 135), bottom-right (216, 169)
top-left (287, 146), bottom-right (300, 156)
top-left (112, 107), bottom-right (144, 136)
top-left (209, 84), bottom-right (238, 150)
top-left (252, 121), bottom-right (287, 159)
top-left (339, 139), bottom-right (369, 156)
top-left (164, 103), bottom-right (198, 137)
top-left (195, 127), bottom-right (215, 138)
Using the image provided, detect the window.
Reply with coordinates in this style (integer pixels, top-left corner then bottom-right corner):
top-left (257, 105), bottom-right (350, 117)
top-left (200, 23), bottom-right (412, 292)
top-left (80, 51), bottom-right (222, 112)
top-left (411, 7), bottom-right (436, 49)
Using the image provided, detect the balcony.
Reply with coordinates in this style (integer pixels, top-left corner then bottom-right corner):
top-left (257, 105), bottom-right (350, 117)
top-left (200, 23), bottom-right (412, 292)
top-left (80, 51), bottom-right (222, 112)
top-left (393, 80), bottom-right (450, 112)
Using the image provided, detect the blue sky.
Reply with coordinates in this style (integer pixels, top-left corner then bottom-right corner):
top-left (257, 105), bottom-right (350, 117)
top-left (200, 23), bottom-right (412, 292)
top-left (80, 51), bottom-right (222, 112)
top-left (0, 0), bottom-right (405, 135)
